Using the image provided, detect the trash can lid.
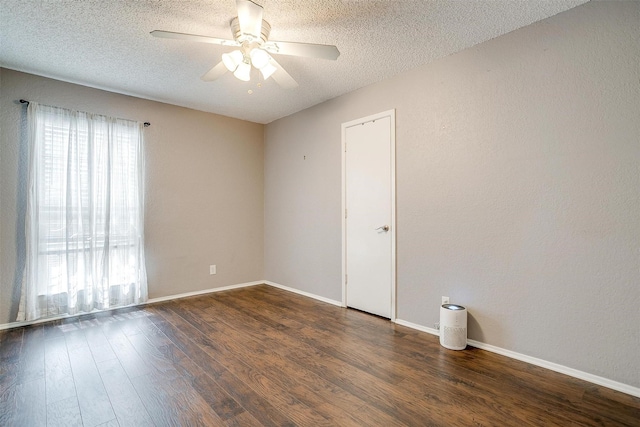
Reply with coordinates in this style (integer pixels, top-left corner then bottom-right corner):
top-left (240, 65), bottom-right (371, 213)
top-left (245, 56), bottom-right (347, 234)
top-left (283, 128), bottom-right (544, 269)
top-left (442, 304), bottom-right (465, 310)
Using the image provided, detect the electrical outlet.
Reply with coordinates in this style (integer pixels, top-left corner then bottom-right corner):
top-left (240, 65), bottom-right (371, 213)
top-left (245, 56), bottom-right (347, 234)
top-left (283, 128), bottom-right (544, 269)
top-left (442, 296), bottom-right (449, 305)
top-left (209, 265), bottom-right (216, 275)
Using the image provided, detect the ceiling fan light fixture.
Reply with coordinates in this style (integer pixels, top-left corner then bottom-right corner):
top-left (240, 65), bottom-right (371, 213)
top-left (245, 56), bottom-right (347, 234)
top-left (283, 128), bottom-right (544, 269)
top-left (249, 48), bottom-right (270, 69)
top-left (222, 50), bottom-right (243, 72)
top-left (260, 62), bottom-right (277, 80)
top-left (233, 60), bottom-right (251, 81)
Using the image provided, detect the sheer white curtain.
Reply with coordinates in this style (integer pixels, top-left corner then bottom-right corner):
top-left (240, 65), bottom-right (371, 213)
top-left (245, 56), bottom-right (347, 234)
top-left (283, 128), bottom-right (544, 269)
top-left (18, 102), bottom-right (147, 321)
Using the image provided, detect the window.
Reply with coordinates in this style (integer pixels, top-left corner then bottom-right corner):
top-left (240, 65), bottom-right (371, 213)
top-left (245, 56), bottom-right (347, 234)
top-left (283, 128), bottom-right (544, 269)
top-left (18, 103), bottom-right (147, 321)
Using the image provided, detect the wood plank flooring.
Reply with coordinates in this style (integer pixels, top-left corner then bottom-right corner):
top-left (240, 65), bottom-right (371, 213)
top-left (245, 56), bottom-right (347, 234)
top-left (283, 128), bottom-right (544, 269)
top-left (1, 284), bottom-right (638, 426)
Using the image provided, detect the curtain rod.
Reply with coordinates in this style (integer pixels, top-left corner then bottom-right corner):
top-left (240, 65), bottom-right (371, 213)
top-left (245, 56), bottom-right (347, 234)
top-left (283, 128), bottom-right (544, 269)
top-left (19, 99), bottom-right (151, 127)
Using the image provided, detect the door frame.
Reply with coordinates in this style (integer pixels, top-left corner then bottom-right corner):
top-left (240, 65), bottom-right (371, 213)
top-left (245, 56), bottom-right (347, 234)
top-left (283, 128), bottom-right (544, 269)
top-left (341, 109), bottom-right (397, 321)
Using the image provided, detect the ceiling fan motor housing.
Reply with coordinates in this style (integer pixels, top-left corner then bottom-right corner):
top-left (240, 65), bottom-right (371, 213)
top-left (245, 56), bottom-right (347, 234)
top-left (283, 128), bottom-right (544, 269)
top-left (231, 17), bottom-right (271, 44)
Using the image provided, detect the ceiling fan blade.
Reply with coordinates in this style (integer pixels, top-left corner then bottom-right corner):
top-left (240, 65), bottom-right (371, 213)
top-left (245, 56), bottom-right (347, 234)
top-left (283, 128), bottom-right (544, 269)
top-left (263, 41), bottom-right (340, 60)
top-left (236, 0), bottom-right (263, 40)
top-left (201, 61), bottom-right (228, 82)
top-left (268, 57), bottom-right (298, 89)
top-left (151, 30), bottom-right (239, 47)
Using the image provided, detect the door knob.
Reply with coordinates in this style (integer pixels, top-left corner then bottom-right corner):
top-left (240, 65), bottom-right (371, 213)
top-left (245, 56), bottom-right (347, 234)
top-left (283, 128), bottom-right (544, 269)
top-left (375, 225), bottom-right (390, 232)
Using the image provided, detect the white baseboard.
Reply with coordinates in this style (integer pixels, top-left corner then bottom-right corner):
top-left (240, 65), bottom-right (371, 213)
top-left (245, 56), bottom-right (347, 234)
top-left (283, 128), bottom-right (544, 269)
top-left (145, 281), bottom-right (263, 304)
top-left (394, 318), bottom-right (440, 336)
top-left (263, 281), bottom-right (343, 307)
top-left (149, 281), bottom-right (344, 309)
top-left (395, 318), bottom-right (640, 398)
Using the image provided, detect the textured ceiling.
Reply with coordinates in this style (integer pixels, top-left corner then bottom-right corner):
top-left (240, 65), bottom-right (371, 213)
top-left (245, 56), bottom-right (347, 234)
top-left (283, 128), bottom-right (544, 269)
top-left (1, 0), bottom-right (587, 124)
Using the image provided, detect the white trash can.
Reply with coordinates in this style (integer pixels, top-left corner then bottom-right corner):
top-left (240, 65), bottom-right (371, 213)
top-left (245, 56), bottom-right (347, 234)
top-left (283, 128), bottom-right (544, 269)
top-left (439, 304), bottom-right (467, 350)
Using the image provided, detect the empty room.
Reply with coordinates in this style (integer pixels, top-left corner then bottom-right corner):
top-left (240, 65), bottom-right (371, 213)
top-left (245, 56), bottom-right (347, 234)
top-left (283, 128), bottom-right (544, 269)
top-left (1, 0), bottom-right (639, 426)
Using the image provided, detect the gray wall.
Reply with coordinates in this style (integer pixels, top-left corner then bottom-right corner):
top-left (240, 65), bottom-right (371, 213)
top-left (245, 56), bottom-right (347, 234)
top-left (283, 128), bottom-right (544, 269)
top-left (264, 1), bottom-right (640, 388)
top-left (0, 69), bottom-right (265, 324)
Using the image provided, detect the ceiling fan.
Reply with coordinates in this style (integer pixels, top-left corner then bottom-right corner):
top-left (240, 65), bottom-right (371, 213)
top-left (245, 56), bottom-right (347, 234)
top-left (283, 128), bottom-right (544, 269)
top-left (151, 0), bottom-right (340, 89)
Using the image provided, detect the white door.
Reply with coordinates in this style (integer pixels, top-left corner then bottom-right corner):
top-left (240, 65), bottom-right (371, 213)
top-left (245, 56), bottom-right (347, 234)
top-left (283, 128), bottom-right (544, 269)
top-left (343, 110), bottom-right (395, 319)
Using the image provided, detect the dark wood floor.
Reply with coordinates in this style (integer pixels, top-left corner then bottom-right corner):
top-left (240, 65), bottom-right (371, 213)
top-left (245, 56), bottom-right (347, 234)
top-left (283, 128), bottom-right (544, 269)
top-left (1, 285), bottom-right (638, 426)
